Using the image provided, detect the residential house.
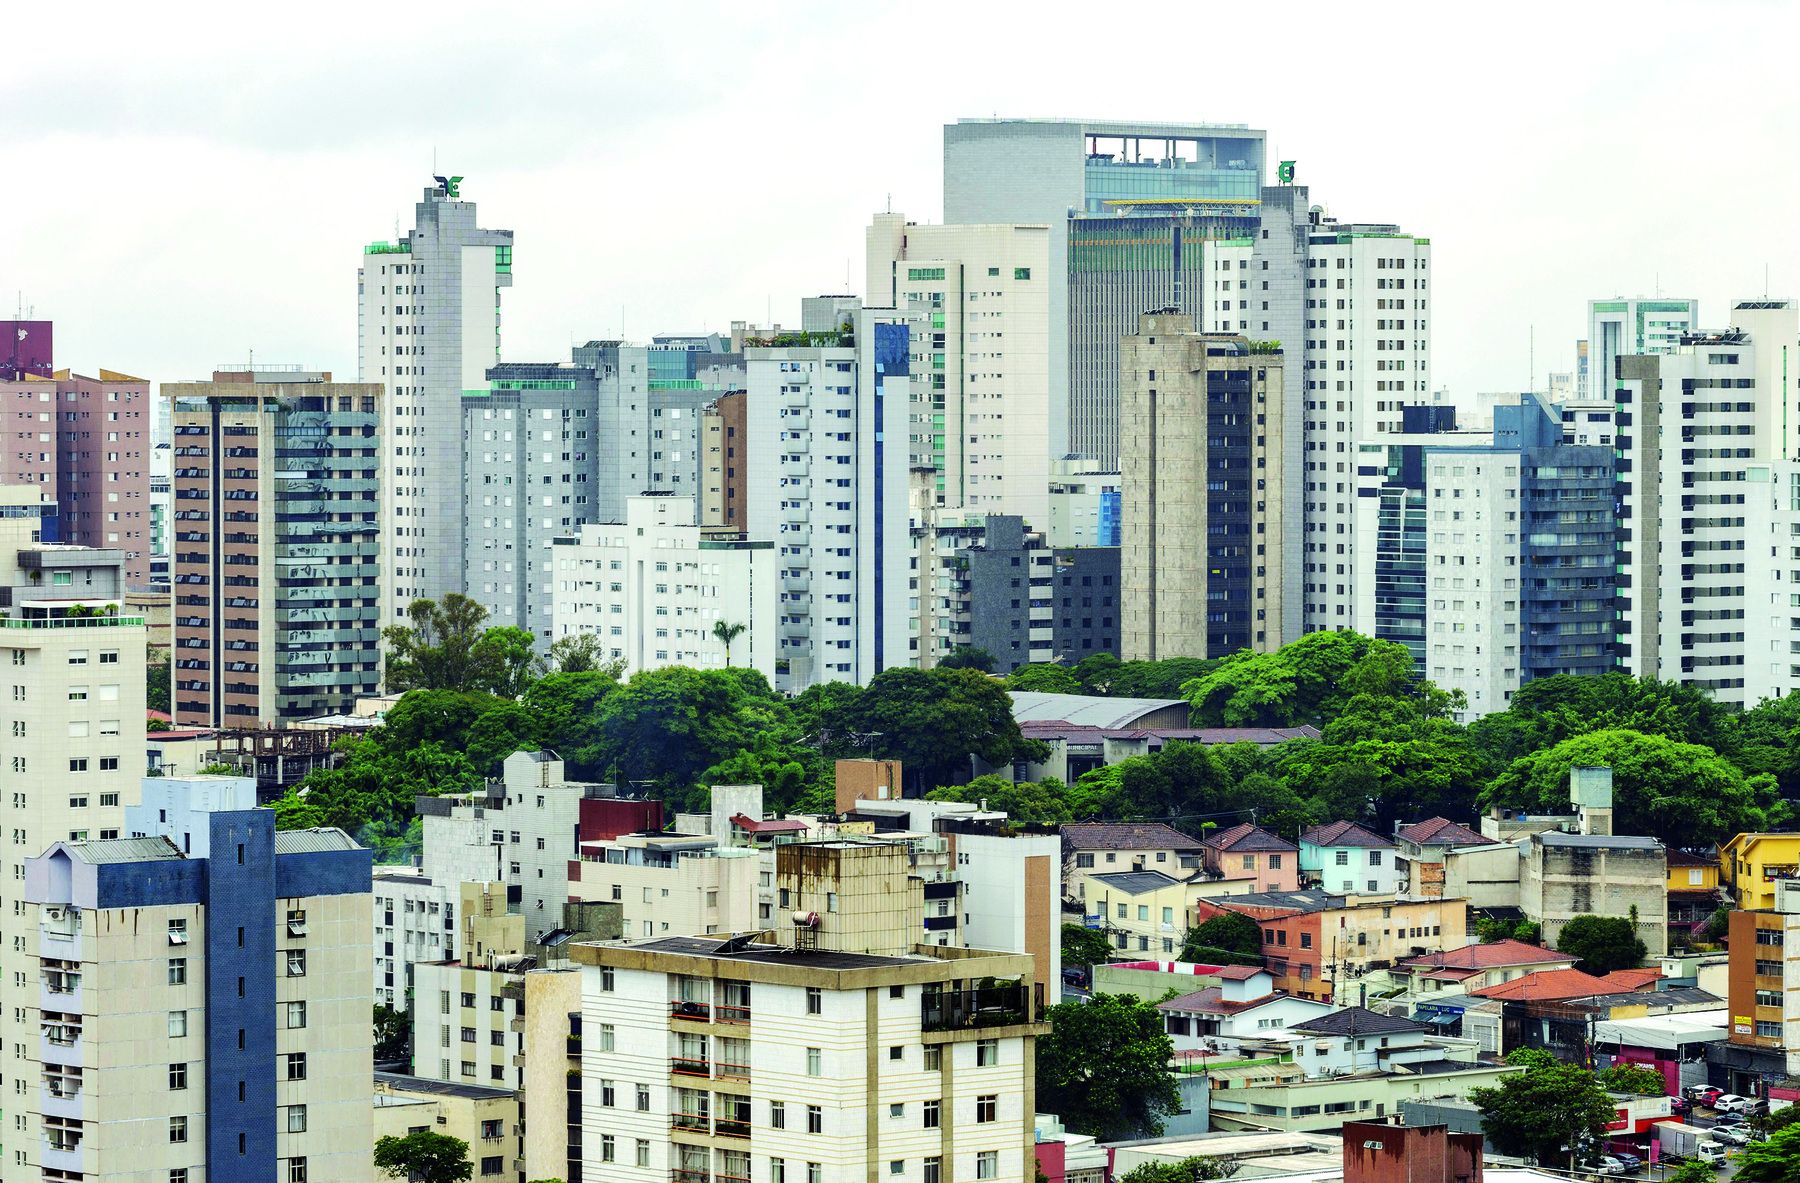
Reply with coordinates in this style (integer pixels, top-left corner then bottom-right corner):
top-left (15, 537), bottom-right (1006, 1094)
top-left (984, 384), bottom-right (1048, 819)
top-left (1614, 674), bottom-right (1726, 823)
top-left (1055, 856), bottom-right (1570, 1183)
top-left (1299, 821), bottom-right (1399, 895)
top-left (1063, 821), bottom-right (1204, 904)
top-left (371, 1073), bottom-right (517, 1161)
top-left (1667, 850), bottom-right (1722, 941)
top-left (1388, 939), bottom-right (1578, 1000)
top-left (1201, 824), bottom-right (1299, 893)
top-left (1192, 890), bottom-right (1467, 1004)
top-left (1155, 967), bottom-right (1334, 1052)
top-left (1087, 870), bottom-right (1197, 956)
top-left (1719, 832), bottom-right (1800, 912)
top-left (1275, 1007), bottom-right (1475, 1076)
top-left (1394, 818), bottom-right (1505, 903)
top-left (1205, 1053), bottom-right (1519, 1133)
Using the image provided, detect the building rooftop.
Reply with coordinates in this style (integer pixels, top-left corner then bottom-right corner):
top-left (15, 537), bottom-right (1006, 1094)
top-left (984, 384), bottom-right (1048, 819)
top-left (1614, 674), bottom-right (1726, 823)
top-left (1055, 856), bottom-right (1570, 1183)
top-left (374, 1072), bottom-right (516, 1100)
top-left (1289, 1006), bottom-right (1429, 1037)
top-left (1158, 986), bottom-right (1289, 1016)
top-left (1204, 823), bottom-right (1297, 854)
top-left (1217, 966), bottom-right (1265, 981)
top-left (1018, 721), bottom-right (1320, 746)
top-left (1396, 939), bottom-right (1576, 973)
top-left (626, 934), bottom-right (921, 971)
top-left (731, 813), bottom-right (809, 835)
top-left (1397, 818), bottom-right (1488, 846)
top-left (63, 836), bottom-right (185, 864)
top-left (1665, 849), bottom-right (1716, 868)
top-left (1062, 822), bottom-right (1204, 852)
top-left (1208, 889), bottom-right (1353, 914)
top-left (1090, 870), bottom-right (1189, 895)
top-left (1009, 691), bottom-right (1188, 730)
top-left (1300, 820), bottom-right (1393, 849)
top-left (1535, 832), bottom-right (1663, 850)
top-left (1468, 968), bottom-right (1617, 1001)
top-left (273, 828), bottom-right (361, 854)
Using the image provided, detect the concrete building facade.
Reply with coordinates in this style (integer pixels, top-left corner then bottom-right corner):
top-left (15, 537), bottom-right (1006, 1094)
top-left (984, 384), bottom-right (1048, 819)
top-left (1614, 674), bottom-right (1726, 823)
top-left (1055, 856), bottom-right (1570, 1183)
top-left (166, 371), bottom-right (384, 727)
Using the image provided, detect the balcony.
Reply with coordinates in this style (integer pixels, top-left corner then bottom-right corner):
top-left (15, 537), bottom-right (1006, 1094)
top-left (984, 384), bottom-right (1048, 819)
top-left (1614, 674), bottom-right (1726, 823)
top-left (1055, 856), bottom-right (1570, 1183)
top-left (670, 1000), bottom-right (710, 1022)
top-left (714, 1117), bottom-right (751, 1139)
top-left (671, 1112), bottom-right (711, 1135)
top-left (920, 982), bottom-right (1044, 1032)
top-left (714, 1061), bottom-right (751, 1082)
top-left (671, 1057), bottom-right (710, 1077)
top-left (716, 1003), bottom-right (751, 1025)
top-left (671, 1171), bottom-right (711, 1183)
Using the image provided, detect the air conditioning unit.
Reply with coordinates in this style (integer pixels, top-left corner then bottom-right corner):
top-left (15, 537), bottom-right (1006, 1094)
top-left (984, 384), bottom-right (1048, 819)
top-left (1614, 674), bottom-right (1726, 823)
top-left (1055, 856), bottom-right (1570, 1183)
top-left (43, 907), bottom-right (63, 922)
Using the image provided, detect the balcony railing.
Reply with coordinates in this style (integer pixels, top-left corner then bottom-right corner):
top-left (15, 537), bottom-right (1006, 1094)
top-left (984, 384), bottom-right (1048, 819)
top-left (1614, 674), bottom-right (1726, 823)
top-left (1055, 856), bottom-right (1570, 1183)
top-left (714, 1118), bottom-right (751, 1139)
top-left (920, 982), bottom-right (1044, 1032)
top-left (671, 1057), bottom-right (710, 1077)
top-left (670, 1001), bottom-right (710, 1021)
top-left (671, 1171), bottom-right (710, 1183)
top-left (671, 1113), bottom-right (711, 1134)
top-left (714, 1061), bottom-right (751, 1082)
top-left (716, 1003), bottom-right (751, 1024)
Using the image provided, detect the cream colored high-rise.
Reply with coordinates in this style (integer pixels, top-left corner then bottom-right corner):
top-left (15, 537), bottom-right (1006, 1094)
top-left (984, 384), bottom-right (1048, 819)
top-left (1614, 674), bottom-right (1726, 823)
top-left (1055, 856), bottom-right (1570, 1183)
top-left (867, 215), bottom-right (1052, 528)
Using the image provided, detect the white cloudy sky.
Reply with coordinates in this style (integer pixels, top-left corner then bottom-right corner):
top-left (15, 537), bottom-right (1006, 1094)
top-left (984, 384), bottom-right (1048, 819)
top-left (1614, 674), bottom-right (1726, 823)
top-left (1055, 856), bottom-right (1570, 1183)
top-left (4, 0), bottom-right (1796, 398)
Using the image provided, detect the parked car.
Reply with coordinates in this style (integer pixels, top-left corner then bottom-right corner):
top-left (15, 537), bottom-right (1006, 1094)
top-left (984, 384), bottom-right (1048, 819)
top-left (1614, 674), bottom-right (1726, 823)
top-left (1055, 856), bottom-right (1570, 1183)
top-left (1685, 1085), bottom-right (1724, 1103)
top-left (1060, 967), bottom-right (1088, 988)
top-left (1714, 1094), bottom-right (1753, 1113)
top-left (1610, 1151), bottom-right (1643, 1172)
top-left (1710, 1127), bottom-right (1752, 1147)
top-left (1711, 1112), bottom-right (1748, 1127)
top-left (1669, 1098), bottom-right (1693, 1116)
top-left (1584, 1156), bottom-right (1631, 1176)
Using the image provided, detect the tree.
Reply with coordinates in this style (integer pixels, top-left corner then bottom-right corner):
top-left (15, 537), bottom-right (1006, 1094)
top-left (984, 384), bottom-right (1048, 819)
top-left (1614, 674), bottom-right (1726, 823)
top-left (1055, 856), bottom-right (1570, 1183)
top-left (1557, 914), bottom-right (1647, 975)
top-left (1007, 663), bottom-right (1081, 695)
top-left (1479, 728), bottom-right (1788, 847)
top-left (383, 594), bottom-right (493, 693)
top-left (712, 620), bottom-right (747, 667)
top-left (373, 1131), bottom-right (473, 1183)
top-left (1596, 1063), bottom-right (1667, 1095)
top-left (938, 646), bottom-right (996, 673)
top-left (1184, 632), bottom-right (1413, 728)
top-left (926, 774), bottom-right (1073, 823)
top-left (1477, 918), bottom-right (1541, 945)
top-left (374, 1003), bottom-right (411, 1063)
top-left (1119, 1157), bottom-right (1239, 1183)
top-left (1469, 1061), bottom-right (1620, 1167)
top-left (472, 625), bottom-right (538, 699)
top-left (594, 666), bottom-right (765, 793)
top-left (1184, 912), bottom-right (1263, 959)
top-left (1667, 1161), bottom-right (1720, 1183)
top-left (1704, 906), bottom-right (1731, 942)
top-left (147, 659), bottom-right (170, 713)
top-left (1503, 1047), bottom-right (1560, 1071)
top-left (536, 632), bottom-right (613, 676)
top-left (1062, 923), bottom-right (1114, 969)
top-left (847, 667), bottom-right (1036, 793)
top-left (1732, 1121), bottom-right (1800, 1183)
top-left (1036, 992), bottom-right (1179, 1141)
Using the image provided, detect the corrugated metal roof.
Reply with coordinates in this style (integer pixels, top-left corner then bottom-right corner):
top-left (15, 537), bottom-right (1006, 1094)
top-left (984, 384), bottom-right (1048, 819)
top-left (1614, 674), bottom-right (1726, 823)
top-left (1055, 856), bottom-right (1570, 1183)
top-left (65, 836), bottom-right (185, 864)
top-left (1008, 691), bottom-right (1187, 729)
top-left (1537, 832), bottom-right (1663, 849)
top-left (1090, 870), bottom-right (1188, 895)
top-left (274, 828), bottom-right (361, 854)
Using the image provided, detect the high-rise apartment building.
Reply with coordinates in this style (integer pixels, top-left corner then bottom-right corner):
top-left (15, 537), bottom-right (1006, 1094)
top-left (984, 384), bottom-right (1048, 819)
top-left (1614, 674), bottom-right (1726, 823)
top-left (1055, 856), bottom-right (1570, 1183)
top-left (23, 812), bottom-right (372, 1183)
top-left (357, 178), bottom-right (513, 618)
top-left (745, 307), bottom-right (917, 689)
top-left (1119, 315), bottom-right (1286, 659)
top-left (1045, 459), bottom-right (1120, 548)
top-left (165, 370), bottom-right (384, 727)
top-left (548, 494), bottom-right (777, 676)
top-left (866, 214), bottom-right (1052, 526)
top-left (700, 390), bottom-right (748, 531)
top-left (1588, 297), bottom-right (1697, 407)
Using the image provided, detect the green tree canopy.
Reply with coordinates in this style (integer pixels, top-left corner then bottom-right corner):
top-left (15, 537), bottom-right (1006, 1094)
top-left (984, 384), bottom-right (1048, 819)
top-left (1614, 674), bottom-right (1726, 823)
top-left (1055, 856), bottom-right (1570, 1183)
top-left (926, 774), bottom-right (1072, 823)
top-left (847, 667), bottom-right (1035, 793)
top-left (1118, 1156), bottom-right (1239, 1183)
top-left (1469, 1061), bottom-right (1620, 1167)
top-left (1184, 912), bottom-right (1263, 959)
top-left (1062, 923), bottom-right (1114, 968)
top-left (1035, 992), bottom-right (1180, 1141)
top-left (1467, 673), bottom-right (1736, 773)
top-left (1480, 727), bottom-right (1785, 846)
top-left (1596, 1063), bottom-right (1667, 1095)
top-left (374, 1004), bottom-right (411, 1064)
top-left (373, 1130), bottom-right (473, 1183)
top-left (1006, 663), bottom-right (1082, 695)
top-left (382, 594), bottom-right (497, 694)
top-left (1183, 632), bottom-right (1413, 728)
top-left (938, 646), bottom-right (996, 673)
top-left (1556, 914), bottom-right (1647, 975)
top-left (1732, 1120), bottom-right (1800, 1183)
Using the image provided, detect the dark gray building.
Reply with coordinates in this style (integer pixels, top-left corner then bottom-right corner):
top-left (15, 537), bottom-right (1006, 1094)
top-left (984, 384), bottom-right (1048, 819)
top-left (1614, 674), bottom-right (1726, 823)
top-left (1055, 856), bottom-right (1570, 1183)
top-left (938, 514), bottom-right (1119, 673)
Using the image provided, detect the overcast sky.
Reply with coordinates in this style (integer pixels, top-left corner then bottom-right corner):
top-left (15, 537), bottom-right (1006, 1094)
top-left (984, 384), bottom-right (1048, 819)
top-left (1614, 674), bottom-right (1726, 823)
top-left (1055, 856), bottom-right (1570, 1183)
top-left (5, 0), bottom-right (1796, 399)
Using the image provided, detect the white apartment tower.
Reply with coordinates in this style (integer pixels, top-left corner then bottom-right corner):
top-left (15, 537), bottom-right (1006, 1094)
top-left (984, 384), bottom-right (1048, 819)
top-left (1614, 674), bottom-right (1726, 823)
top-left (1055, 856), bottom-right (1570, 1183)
top-left (745, 307), bottom-right (917, 689)
top-left (866, 215), bottom-right (1052, 528)
top-left (357, 178), bottom-right (514, 618)
top-left (1301, 227), bottom-right (1433, 633)
top-left (549, 494), bottom-right (779, 679)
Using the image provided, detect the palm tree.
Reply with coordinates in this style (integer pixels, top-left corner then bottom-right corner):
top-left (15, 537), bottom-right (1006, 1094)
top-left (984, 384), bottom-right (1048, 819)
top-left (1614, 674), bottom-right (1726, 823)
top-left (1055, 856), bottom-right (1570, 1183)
top-left (712, 620), bottom-right (747, 667)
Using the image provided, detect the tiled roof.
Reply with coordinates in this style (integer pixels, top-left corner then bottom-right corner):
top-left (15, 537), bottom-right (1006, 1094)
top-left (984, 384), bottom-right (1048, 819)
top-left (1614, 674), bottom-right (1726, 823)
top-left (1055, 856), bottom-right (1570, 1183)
top-left (1300, 820), bottom-right (1394, 848)
top-left (1157, 985), bottom-right (1288, 1016)
top-left (1397, 939), bottom-right (1577, 972)
top-left (1467, 968), bottom-right (1616, 1001)
top-left (1666, 849), bottom-right (1716, 868)
top-left (1062, 822), bottom-right (1204, 852)
top-left (1203, 823), bottom-right (1297, 853)
top-left (1397, 817), bottom-right (1487, 846)
top-left (1217, 965), bottom-right (1266, 981)
top-left (1599, 968), bottom-right (1663, 991)
top-left (1289, 1006), bottom-right (1430, 1037)
top-left (731, 814), bottom-right (808, 834)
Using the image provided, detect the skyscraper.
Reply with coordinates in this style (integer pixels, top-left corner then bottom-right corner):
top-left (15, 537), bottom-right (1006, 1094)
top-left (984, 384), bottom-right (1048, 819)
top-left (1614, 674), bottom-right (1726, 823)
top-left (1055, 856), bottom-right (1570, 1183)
top-left (357, 178), bottom-right (513, 619)
top-left (1588, 297), bottom-right (1698, 407)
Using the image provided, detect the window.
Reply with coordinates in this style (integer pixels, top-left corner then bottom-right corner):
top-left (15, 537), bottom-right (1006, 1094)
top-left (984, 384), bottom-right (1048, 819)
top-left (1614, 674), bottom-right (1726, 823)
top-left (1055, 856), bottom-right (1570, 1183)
top-left (168, 918), bottom-right (188, 945)
top-left (286, 1053), bottom-right (306, 1080)
top-left (771, 1100), bottom-right (786, 1129)
top-left (599, 1023), bottom-right (615, 1051)
top-left (1242, 854), bottom-right (1255, 869)
top-left (601, 1134), bottom-right (615, 1162)
top-left (925, 1158), bottom-right (942, 1183)
top-left (286, 1001), bottom-right (307, 1029)
top-left (168, 1010), bottom-right (188, 1038)
top-left (286, 1104), bottom-right (307, 1133)
top-left (806, 986), bottom-right (823, 1014)
top-left (1269, 854), bottom-right (1282, 869)
top-left (977, 1094), bottom-right (997, 1122)
top-left (286, 949), bottom-right (305, 977)
top-left (480, 1158), bottom-right (503, 1177)
top-left (976, 1039), bottom-right (999, 1067)
top-left (923, 1099), bottom-right (941, 1128)
top-left (169, 1062), bottom-right (187, 1089)
top-left (1335, 850), bottom-right (1349, 865)
top-left (170, 1115), bottom-right (189, 1143)
top-left (1757, 1020), bottom-right (1782, 1038)
top-left (168, 958), bottom-right (187, 985)
top-left (288, 1163), bottom-right (307, 1183)
top-left (1757, 990), bottom-right (1782, 1008)
top-left (807, 1104), bottom-right (823, 1133)
top-left (977, 1150), bottom-right (999, 1179)
top-left (771, 1160), bottom-right (786, 1183)
top-left (809, 1165), bottom-right (823, 1183)
top-left (1368, 850), bottom-right (1383, 867)
top-left (806, 1046), bottom-right (821, 1075)
top-left (601, 1079), bottom-right (616, 1107)
top-left (1076, 853), bottom-right (1094, 868)
top-left (636, 1140), bottom-right (651, 1168)
top-left (636, 1083), bottom-right (651, 1111)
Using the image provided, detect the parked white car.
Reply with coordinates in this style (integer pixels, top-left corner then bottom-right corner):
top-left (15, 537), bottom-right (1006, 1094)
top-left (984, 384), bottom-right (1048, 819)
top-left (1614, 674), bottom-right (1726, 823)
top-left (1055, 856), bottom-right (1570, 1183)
top-left (1713, 1094), bottom-right (1753, 1113)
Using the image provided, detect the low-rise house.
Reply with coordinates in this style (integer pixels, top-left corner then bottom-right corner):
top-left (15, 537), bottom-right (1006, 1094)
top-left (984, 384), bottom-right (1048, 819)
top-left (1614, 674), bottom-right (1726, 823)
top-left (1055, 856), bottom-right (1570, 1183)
top-left (1300, 821), bottom-right (1399, 895)
top-left (1666, 849), bottom-right (1722, 940)
top-left (1275, 1006), bottom-right (1477, 1076)
top-left (1206, 1054), bottom-right (1520, 1133)
top-left (1063, 821), bottom-right (1205, 911)
top-left (1155, 967), bottom-right (1333, 1051)
top-left (371, 1074), bottom-right (516, 1167)
top-left (1394, 818), bottom-right (1507, 903)
top-left (1193, 889), bottom-right (1467, 1004)
top-left (1719, 831), bottom-right (1800, 911)
top-left (1388, 939), bottom-right (1578, 998)
top-left (1088, 869), bottom-right (1196, 955)
top-left (1201, 824), bottom-right (1299, 893)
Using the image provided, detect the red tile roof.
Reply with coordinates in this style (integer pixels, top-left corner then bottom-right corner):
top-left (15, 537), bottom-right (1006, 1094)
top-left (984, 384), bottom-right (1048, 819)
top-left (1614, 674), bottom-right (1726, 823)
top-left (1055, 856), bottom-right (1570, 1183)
top-left (1599, 968), bottom-right (1663, 991)
top-left (1217, 965), bottom-right (1266, 981)
top-left (1301, 820), bottom-right (1394, 848)
top-left (1156, 985), bottom-right (1288, 1016)
top-left (1202, 823), bottom-right (1297, 853)
top-left (1467, 968), bottom-right (1616, 1001)
top-left (731, 814), bottom-right (808, 834)
top-left (1398, 939), bottom-right (1577, 972)
top-left (1062, 822), bottom-right (1204, 852)
top-left (1397, 817), bottom-right (1487, 846)
top-left (1665, 849), bottom-right (1716, 868)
